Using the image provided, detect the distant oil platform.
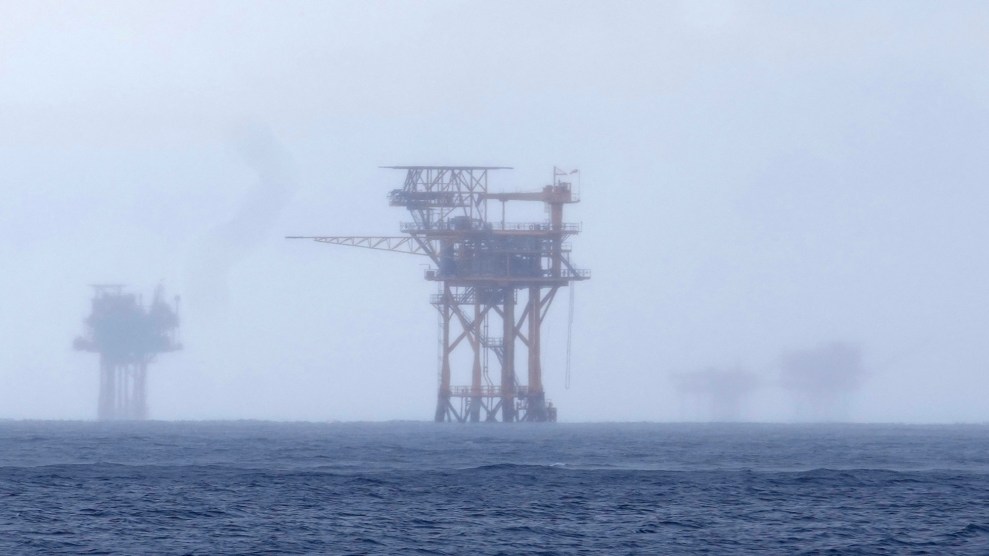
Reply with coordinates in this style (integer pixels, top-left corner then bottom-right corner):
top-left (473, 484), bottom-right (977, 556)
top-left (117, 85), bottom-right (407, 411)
top-left (672, 367), bottom-right (760, 421)
top-left (74, 285), bottom-right (181, 420)
top-left (292, 166), bottom-right (589, 422)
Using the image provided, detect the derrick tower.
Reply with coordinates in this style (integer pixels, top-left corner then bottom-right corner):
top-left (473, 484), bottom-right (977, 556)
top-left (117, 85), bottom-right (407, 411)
top-left (293, 166), bottom-right (589, 422)
top-left (74, 285), bottom-right (181, 420)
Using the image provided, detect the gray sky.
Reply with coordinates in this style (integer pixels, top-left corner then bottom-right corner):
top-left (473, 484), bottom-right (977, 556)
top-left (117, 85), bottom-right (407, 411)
top-left (1, 1), bottom-right (987, 422)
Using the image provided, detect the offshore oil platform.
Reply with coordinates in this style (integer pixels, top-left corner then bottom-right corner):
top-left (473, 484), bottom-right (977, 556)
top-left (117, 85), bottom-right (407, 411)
top-left (74, 285), bottom-right (181, 420)
top-left (293, 166), bottom-right (589, 422)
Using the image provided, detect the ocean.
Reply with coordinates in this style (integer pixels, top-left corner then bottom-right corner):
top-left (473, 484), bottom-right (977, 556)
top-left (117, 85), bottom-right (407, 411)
top-left (1, 421), bottom-right (988, 554)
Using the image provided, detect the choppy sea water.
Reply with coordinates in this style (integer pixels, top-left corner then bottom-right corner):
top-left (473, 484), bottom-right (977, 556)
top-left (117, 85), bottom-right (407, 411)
top-left (1, 422), bottom-right (988, 554)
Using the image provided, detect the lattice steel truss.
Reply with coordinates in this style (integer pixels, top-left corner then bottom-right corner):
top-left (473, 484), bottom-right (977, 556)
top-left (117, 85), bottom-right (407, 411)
top-left (292, 166), bottom-right (589, 422)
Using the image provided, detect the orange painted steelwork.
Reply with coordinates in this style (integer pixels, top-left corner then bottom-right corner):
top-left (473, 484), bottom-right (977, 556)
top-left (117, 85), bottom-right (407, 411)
top-left (292, 166), bottom-right (588, 422)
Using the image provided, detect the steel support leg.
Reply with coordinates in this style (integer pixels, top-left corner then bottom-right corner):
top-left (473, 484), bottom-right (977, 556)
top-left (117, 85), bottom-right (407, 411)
top-left (436, 291), bottom-right (453, 422)
top-left (527, 286), bottom-right (547, 421)
top-left (501, 288), bottom-right (516, 422)
top-left (98, 358), bottom-right (115, 420)
top-left (469, 302), bottom-right (482, 423)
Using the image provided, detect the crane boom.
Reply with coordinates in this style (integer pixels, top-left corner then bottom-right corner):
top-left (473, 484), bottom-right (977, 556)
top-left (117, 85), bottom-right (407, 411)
top-left (286, 236), bottom-right (431, 256)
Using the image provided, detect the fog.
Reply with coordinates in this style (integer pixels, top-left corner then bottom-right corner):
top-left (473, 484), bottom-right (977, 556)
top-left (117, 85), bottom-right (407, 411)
top-left (1, 1), bottom-right (987, 422)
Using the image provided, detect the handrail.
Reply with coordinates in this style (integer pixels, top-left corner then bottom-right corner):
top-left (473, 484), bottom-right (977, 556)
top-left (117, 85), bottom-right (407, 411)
top-left (401, 221), bottom-right (581, 233)
top-left (428, 268), bottom-right (590, 284)
top-left (448, 385), bottom-right (529, 397)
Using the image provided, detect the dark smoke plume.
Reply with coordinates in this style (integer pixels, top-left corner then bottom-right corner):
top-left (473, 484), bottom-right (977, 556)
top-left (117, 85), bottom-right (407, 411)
top-left (186, 123), bottom-right (297, 314)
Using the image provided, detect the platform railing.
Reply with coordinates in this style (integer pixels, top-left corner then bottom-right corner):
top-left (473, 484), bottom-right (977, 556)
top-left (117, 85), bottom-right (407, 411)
top-left (449, 385), bottom-right (529, 398)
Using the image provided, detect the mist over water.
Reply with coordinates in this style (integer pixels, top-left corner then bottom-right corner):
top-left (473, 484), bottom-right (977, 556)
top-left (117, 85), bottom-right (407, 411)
top-left (0, 2), bottom-right (987, 422)
top-left (781, 341), bottom-right (866, 421)
top-left (187, 124), bottom-right (297, 315)
top-left (673, 366), bottom-right (760, 421)
top-left (3, 4), bottom-right (989, 554)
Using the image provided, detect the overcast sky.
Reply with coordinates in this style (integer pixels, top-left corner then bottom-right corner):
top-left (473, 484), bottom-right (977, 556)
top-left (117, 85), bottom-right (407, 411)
top-left (1, 1), bottom-right (987, 422)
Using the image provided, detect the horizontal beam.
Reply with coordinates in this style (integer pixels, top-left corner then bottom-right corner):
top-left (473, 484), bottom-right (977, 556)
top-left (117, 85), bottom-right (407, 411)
top-left (480, 192), bottom-right (547, 202)
top-left (381, 165), bottom-right (512, 170)
top-left (286, 236), bottom-right (430, 256)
